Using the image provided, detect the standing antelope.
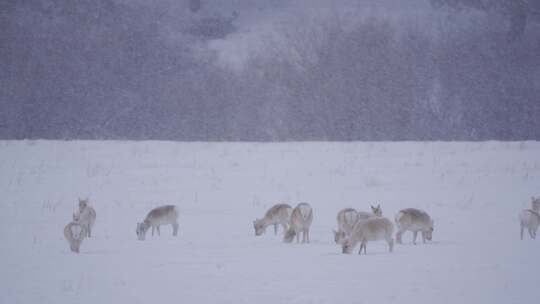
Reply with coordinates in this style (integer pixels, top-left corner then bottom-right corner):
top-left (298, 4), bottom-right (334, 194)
top-left (334, 205), bottom-right (383, 244)
top-left (395, 208), bottom-right (434, 245)
top-left (253, 203), bottom-right (292, 236)
top-left (283, 203), bottom-right (313, 243)
top-left (341, 217), bottom-right (394, 255)
top-left (519, 196), bottom-right (540, 240)
top-left (64, 218), bottom-right (86, 253)
top-left (136, 205), bottom-right (179, 241)
top-left (78, 199), bottom-right (96, 238)
top-left (357, 204), bottom-right (383, 219)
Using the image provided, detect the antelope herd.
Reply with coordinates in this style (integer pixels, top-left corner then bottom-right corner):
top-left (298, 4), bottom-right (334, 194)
top-left (64, 196), bottom-right (540, 254)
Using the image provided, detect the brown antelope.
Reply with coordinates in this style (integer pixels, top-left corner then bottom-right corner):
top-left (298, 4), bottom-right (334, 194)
top-left (78, 199), bottom-right (96, 238)
top-left (284, 203), bottom-right (313, 243)
top-left (341, 217), bottom-right (394, 255)
top-left (519, 197), bottom-right (540, 240)
top-left (136, 205), bottom-right (179, 241)
top-left (253, 204), bottom-right (292, 236)
top-left (395, 208), bottom-right (434, 244)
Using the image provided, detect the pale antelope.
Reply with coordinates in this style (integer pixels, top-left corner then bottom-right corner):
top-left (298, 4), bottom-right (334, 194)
top-left (395, 208), bottom-right (434, 244)
top-left (333, 208), bottom-right (359, 244)
top-left (64, 220), bottom-right (86, 253)
top-left (253, 203), bottom-right (292, 236)
top-left (284, 203), bottom-right (313, 243)
top-left (136, 205), bottom-right (179, 241)
top-left (357, 204), bottom-right (383, 219)
top-left (78, 199), bottom-right (96, 238)
top-left (341, 217), bottom-right (394, 255)
top-left (334, 205), bottom-right (383, 244)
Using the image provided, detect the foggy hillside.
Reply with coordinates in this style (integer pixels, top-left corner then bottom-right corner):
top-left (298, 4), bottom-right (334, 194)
top-left (1, 0), bottom-right (539, 140)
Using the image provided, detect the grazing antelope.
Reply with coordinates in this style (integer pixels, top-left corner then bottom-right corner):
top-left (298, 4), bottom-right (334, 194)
top-left (253, 203), bottom-right (292, 236)
top-left (284, 203), bottom-right (313, 243)
top-left (136, 205), bottom-right (179, 241)
top-left (78, 199), bottom-right (96, 238)
top-left (333, 208), bottom-right (359, 244)
top-left (64, 219), bottom-right (86, 253)
top-left (519, 197), bottom-right (540, 240)
top-left (395, 208), bottom-right (434, 245)
top-left (341, 217), bottom-right (394, 255)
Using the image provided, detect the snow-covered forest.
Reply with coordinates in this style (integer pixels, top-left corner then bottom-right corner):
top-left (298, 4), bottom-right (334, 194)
top-left (2, 0), bottom-right (539, 140)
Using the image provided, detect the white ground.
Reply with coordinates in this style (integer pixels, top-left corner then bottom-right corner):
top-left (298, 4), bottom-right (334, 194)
top-left (1, 141), bottom-right (539, 304)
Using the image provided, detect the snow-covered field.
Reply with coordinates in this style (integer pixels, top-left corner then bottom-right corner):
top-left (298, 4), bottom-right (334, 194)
top-left (1, 141), bottom-right (539, 304)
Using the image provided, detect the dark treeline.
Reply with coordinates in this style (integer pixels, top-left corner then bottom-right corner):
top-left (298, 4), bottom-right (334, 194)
top-left (1, 0), bottom-right (539, 141)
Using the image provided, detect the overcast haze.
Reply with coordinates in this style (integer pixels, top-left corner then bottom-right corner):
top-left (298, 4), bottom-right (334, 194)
top-left (1, 0), bottom-right (539, 140)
